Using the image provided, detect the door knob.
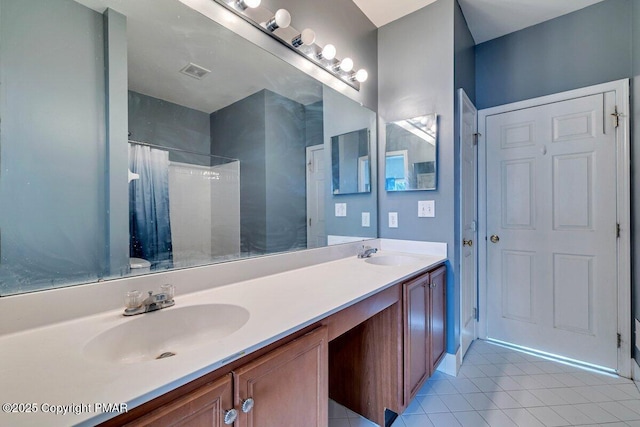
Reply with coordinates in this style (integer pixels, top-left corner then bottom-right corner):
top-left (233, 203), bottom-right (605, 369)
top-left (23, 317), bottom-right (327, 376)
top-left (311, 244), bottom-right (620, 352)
top-left (490, 235), bottom-right (500, 243)
top-left (463, 239), bottom-right (473, 247)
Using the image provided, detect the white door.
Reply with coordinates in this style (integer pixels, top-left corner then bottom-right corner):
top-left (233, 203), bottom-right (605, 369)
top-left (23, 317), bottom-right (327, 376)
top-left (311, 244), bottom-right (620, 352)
top-left (459, 89), bottom-right (478, 359)
top-left (306, 145), bottom-right (326, 248)
top-left (485, 92), bottom-right (619, 369)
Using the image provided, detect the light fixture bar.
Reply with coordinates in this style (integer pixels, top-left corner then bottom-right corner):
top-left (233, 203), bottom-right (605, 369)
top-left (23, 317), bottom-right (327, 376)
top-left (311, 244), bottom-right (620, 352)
top-left (213, 0), bottom-right (363, 91)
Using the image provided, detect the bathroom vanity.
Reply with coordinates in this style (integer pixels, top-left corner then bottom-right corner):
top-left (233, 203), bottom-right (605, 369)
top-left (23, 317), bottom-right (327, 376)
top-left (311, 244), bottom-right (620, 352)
top-left (99, 258), bottom-right (446, 427)
top-left (0, 240), bottom-right (447, 427)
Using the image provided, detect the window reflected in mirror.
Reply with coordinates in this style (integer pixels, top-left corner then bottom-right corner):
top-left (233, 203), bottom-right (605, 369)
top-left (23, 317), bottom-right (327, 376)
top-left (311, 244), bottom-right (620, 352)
top-left (385, 114), bottom-right (437, 192)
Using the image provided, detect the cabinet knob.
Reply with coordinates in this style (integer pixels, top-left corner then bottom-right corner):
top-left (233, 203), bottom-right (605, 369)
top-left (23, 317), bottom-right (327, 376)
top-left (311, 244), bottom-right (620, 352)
top-left (224, 408), bottom-right (238, 425)
top-left (241, 398), bottom-right (254, 413)
top-left (430, 283), bottom-right (436, 288)
top-left (490, 235), bottom-right (500, 244)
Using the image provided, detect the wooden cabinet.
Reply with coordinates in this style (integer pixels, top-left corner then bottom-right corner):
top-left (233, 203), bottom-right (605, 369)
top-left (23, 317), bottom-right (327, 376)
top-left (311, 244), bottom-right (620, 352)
top-left (403, 265), bottom-right (446, 402)
top-left (234, 326), bottom-right (328, 427)
top-left (121, 327), bottom-right (327, 427)
top-left (125, 374), bottom-right (234, 427)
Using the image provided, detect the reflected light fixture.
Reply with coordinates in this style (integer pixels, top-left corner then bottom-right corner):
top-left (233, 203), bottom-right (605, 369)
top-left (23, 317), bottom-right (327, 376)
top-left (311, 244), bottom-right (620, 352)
top-left (352, 69), bottom-right (368, 83)
top-left (266, 9), bottom-right (291, 31)
top-left (318, 44), bottom-right (336, 60)
top-left (334, 57), bottom-right (353, 72)
top-left (292, 28), bottom-right (316, 47)
top-left (235, 0), bottom-right (260, 10)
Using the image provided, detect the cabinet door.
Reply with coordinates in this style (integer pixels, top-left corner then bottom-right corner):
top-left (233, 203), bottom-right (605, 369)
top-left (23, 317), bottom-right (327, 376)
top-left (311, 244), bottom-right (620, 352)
top-left (429, 265), bottom-right (447, 373)
top-left (403, 275), bottom-right (430, 401)
top-left (234, 326), bottom-right (328, 427)
top-left (126, 373), bottom-right (234, 427)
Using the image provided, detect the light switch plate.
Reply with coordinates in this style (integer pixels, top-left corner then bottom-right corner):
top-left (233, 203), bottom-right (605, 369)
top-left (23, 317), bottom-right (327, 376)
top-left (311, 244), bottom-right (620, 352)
top-left (418, 200), bottom-right (435, 218)
top-left (335, 203), bottom-right (347, 217)
top-left (388, 212), bottom-right (398, 228)
top-left (362, 212), bottom-right (370, 227)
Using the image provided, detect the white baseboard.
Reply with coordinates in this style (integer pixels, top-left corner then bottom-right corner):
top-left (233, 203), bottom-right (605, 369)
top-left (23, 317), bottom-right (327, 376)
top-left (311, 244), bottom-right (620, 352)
top-left (436, 348), bottom-right (462, 377)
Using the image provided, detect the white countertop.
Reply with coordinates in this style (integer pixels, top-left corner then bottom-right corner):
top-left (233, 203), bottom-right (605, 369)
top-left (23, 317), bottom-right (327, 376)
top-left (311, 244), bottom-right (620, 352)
top-left (0, 244), bottom-right (446, 426)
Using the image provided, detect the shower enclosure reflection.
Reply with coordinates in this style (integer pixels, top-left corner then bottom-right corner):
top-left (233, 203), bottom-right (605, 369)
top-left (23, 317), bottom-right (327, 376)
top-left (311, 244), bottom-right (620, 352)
top-left (128, 141), bottom-right (240, 271)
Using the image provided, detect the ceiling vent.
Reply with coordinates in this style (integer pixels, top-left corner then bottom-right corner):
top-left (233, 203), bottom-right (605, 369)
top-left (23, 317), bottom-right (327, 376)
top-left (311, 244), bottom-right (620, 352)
top-left (180, 63), bottom-right (211, 80)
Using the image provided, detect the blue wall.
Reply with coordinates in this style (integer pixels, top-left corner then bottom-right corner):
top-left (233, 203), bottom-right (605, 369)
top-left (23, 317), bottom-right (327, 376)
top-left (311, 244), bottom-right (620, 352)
top-left (379, 0), bottom-right (474, 356)
top-left (475, 0), bottom-right (632, 110)
top-left (0, 0), bottom-right (107, 294)
top-left (211, 90), bottom-right (308, 255)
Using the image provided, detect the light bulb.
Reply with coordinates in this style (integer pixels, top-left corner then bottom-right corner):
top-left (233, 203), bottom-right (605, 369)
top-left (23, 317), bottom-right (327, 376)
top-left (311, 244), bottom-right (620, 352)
top-left (338, 57), bottom-right (353, 72)
top-left (266, 9), bottom-right (291, 31)
top-left (355, 69), bottom-right (368, 83)
top-left (235, 0), bottom-right (260, 10)
top-left (320, 44), bottom-right (336, 60)
top-left (292, 29), bottom-right (316, 47)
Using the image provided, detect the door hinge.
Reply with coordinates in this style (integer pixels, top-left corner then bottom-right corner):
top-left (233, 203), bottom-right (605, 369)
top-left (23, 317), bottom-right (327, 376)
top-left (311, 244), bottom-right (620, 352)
top-left (473, 132), bottom-right (481, 145)
top-left (617, 333), bottom-right (622, 348)
top-left (611, 106), bottom-right (621, 129)
top-left (473, 307), bottom-right (478, 320)
top-left (616, 223), bottom-right (621, 238)
top-left (308, 218), bottom-right (312, 227)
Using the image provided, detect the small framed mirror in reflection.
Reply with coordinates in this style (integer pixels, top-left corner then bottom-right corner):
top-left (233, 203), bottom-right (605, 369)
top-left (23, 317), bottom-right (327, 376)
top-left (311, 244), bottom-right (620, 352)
top-left (331, 128), bottom-right (371, 195)
top-left (385, 114), bottom-right (437, 191)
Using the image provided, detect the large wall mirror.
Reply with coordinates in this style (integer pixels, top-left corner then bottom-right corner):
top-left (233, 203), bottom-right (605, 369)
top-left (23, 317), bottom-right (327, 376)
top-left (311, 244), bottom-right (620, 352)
top-left (385, 114), bottom-right (437, 191)
top-left (0, 0), bottom-right (377, 296)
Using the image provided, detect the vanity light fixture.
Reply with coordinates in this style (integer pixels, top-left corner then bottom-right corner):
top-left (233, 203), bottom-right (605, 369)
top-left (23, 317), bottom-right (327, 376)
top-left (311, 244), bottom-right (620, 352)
top-left (318, 44), bottom-right (336, 60)
top-left (265, 9), bottom-right (291, 31)
top-left (207, 0), bottom-right (366, 90)
top-left (235, 0), bottom-right (260, 10)
top-left (292, 29), bottom-right (316, 48)
top-left (352, 69), bottom-right (368, 83)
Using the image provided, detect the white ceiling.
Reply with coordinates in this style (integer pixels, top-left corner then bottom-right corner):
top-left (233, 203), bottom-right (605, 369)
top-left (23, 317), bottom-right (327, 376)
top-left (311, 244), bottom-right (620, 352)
top-left (352, 0), bottom-right (606, 44)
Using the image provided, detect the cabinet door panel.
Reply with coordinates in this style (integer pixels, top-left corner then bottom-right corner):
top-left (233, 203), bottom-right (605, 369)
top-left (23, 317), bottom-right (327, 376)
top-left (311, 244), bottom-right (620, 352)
top-left (126, 373), bottom-right (233, 427)
top-left (430, 266), bottom-right (447, 372)
top-left (404, 276), bottom-right (429, 400)
top-left (234, 327), bottom-right (328, 427)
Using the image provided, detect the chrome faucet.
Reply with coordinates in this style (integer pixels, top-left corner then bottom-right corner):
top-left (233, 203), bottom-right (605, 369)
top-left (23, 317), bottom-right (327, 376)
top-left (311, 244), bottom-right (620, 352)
top-left (357, 245), bottom-right (378, 258)
top-left (124, 285), bottom-right (175, 316)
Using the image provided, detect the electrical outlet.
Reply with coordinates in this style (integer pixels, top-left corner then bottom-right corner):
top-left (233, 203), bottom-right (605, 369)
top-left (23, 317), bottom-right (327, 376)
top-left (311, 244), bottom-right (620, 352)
top-left (418, 200), bottom-right (435, 217)
top-left (335, 203), bottom-right (347, 217)
top-left (362, 212), bottom-right (370, 227)
top-left (388, 212), bottom-right (398, 228)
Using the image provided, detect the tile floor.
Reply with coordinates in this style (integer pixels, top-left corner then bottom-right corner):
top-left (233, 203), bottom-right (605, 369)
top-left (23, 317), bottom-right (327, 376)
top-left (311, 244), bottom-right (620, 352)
top-left (329, 340), bottom-right (640, 427)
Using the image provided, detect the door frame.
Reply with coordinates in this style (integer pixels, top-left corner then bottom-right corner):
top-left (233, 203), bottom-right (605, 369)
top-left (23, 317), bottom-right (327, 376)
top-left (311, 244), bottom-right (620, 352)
top-left (458, 88), bottom-right (478, 358)
top-left (477, 79), bottom-right (631, 377)
top-left (306, 144), bottom-right (325, 248)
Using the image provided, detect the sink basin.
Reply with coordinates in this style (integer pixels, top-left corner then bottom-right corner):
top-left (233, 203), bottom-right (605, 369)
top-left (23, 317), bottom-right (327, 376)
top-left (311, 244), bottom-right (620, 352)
top-left (84, 304), bottom-right (250, 364)
top-left (365, 255), bottom-right (422, 266)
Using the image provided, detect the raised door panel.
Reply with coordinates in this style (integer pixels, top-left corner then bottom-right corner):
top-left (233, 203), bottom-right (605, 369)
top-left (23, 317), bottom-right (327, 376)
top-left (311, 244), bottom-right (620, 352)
top-left (125, 373), bottom-right (233, 427)
top-left (234, 326), bottom-right (328, 427)
top-left (429, 266), bottom-right (446, 373)
top-left (403, 274), bottom-right (429, 401)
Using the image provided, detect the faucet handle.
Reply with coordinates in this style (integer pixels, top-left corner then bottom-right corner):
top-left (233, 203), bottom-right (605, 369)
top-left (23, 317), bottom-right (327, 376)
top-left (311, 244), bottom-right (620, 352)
top-left (125, 290), bottom-right (144, 309)
top-left (160, 284), bottom-right (175, 301)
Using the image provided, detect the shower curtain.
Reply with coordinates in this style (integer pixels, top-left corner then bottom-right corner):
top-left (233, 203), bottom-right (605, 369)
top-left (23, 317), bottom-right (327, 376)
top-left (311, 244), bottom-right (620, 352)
top-left (129, 144), bottom-right (173, 269)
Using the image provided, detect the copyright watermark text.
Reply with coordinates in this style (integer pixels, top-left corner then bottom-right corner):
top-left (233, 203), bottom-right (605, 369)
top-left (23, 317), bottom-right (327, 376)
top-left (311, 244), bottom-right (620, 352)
top-left (2, 402), bottom-right (128, 416)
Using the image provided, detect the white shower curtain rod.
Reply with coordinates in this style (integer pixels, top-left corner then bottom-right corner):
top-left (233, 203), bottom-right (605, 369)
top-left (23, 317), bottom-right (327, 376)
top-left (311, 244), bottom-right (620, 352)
top-left (127, 139), bottom-right (239, 163)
